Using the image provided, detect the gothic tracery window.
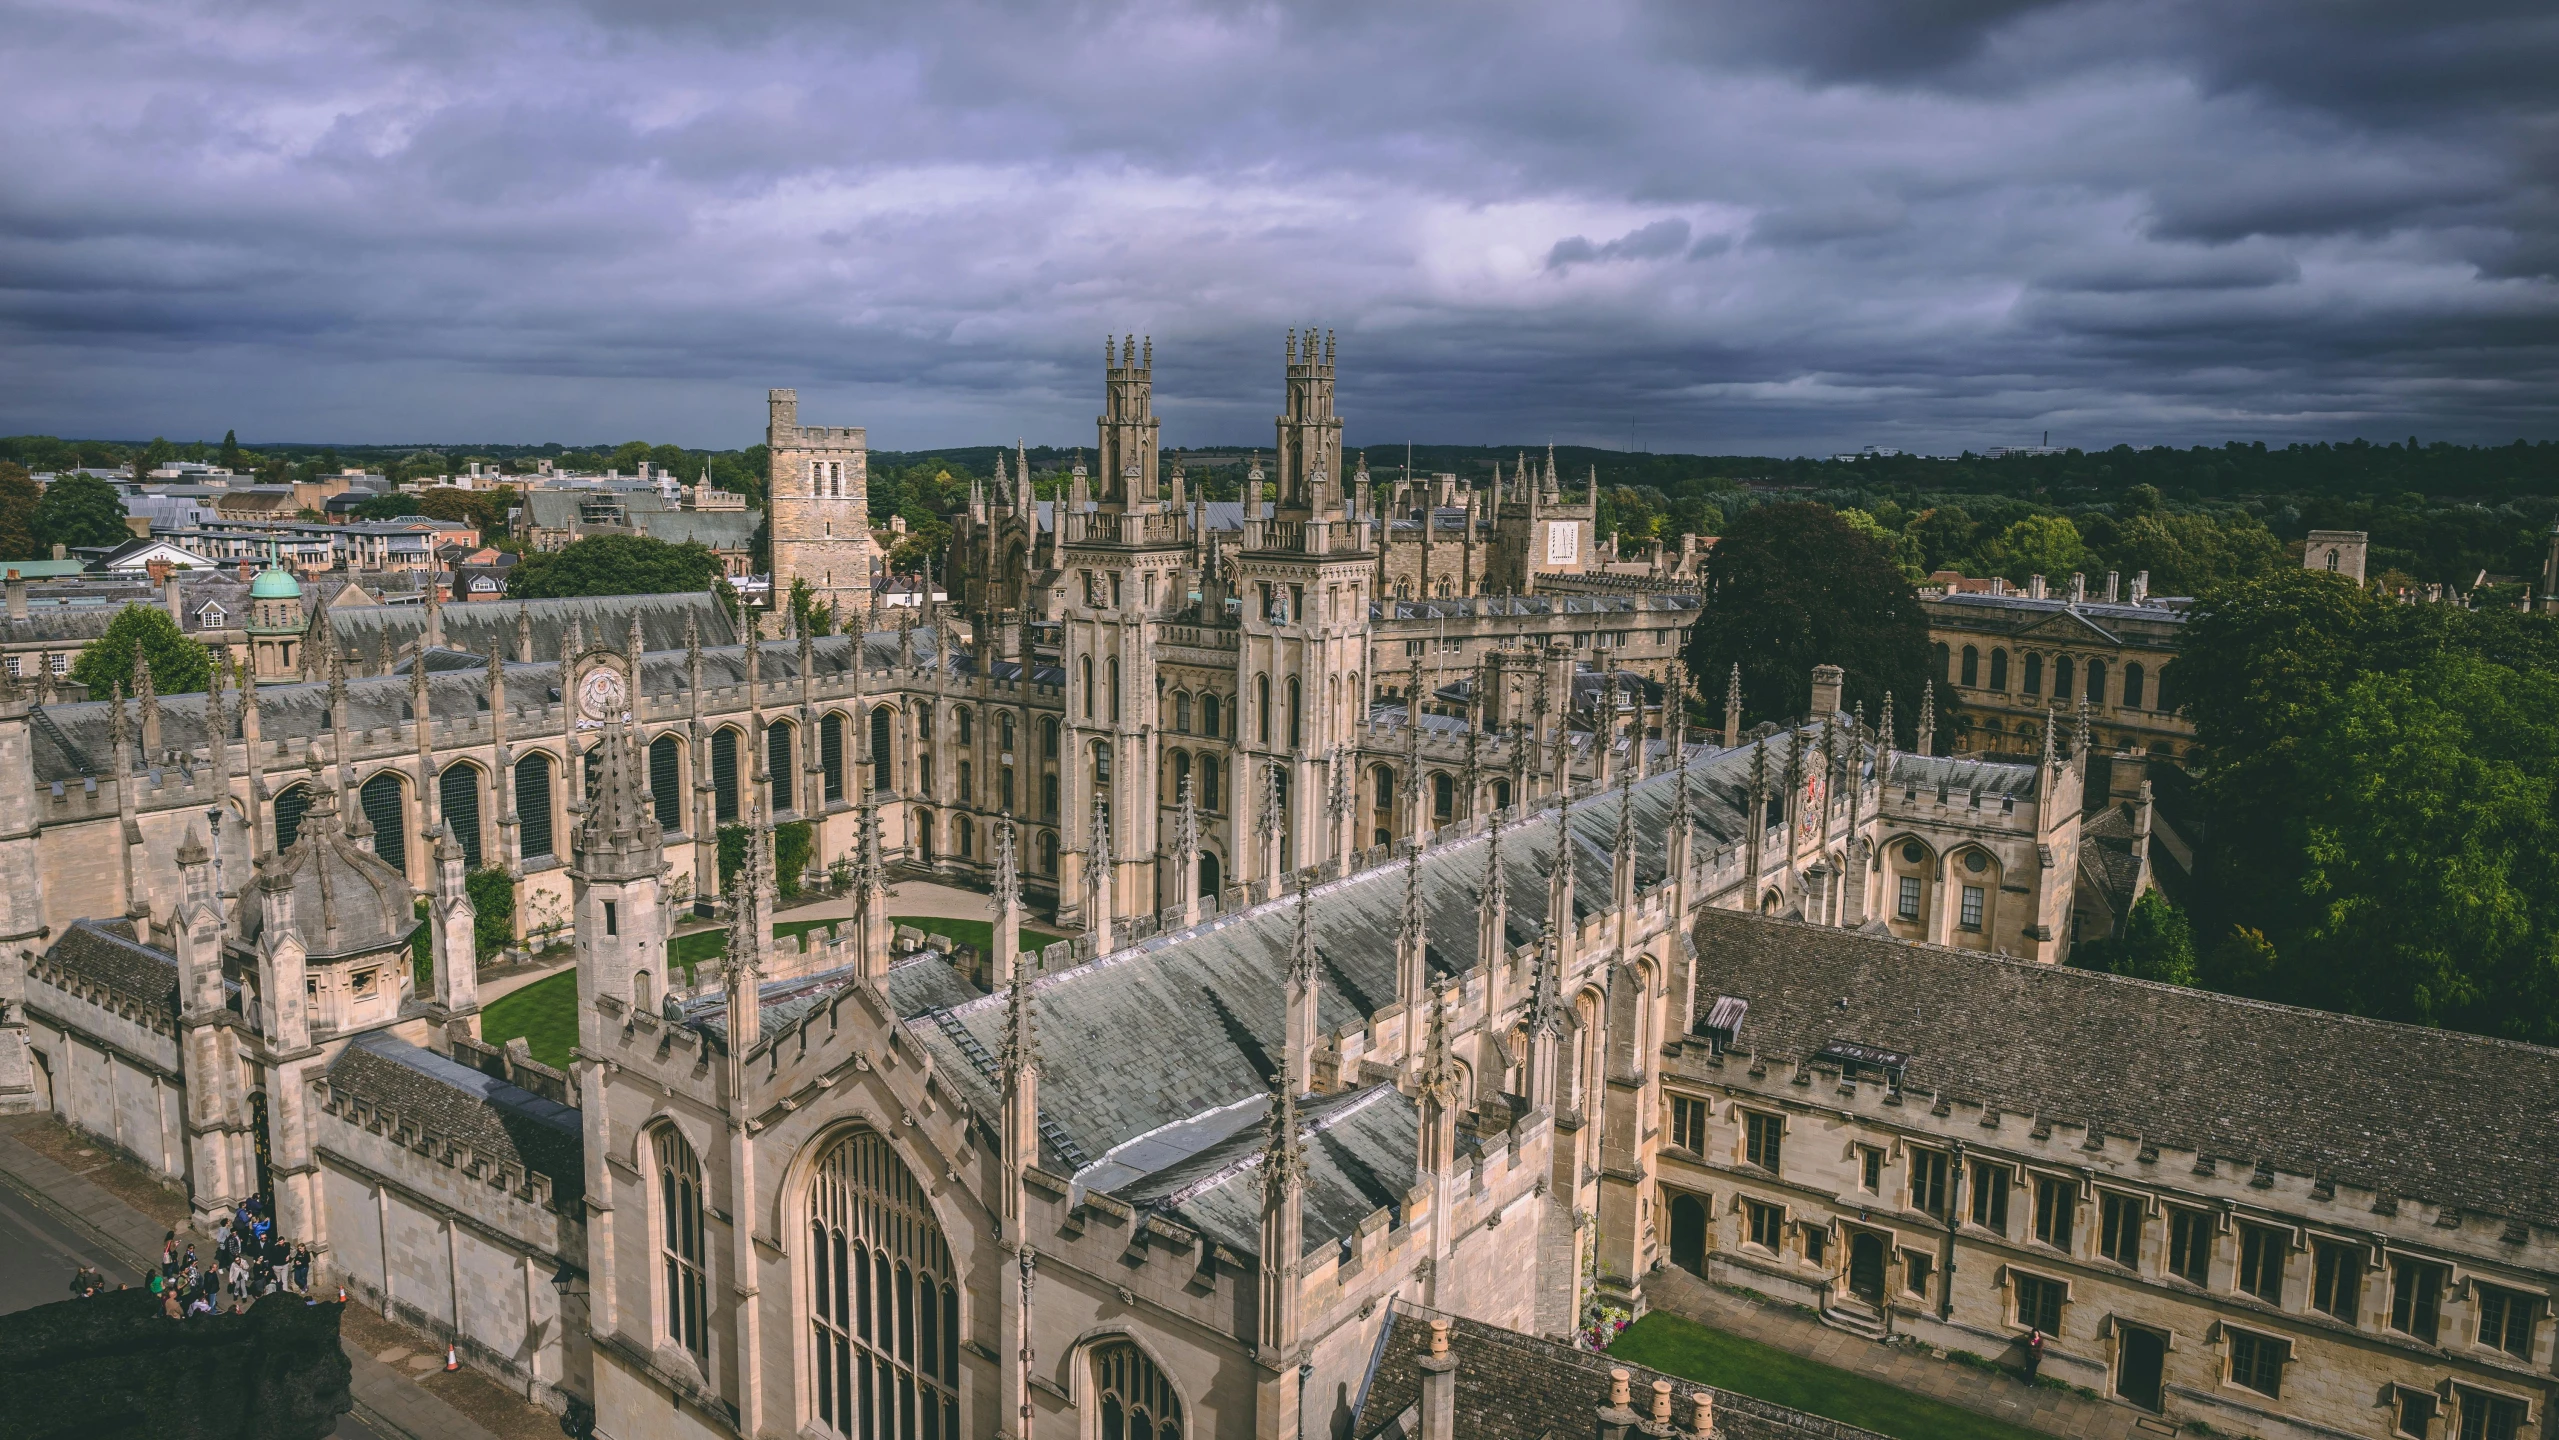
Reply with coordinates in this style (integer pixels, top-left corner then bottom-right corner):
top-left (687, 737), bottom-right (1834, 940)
top-left (656, 1127), bottom-right (708, 1361)
top-left (1092, 1340), bottom-right (1183, 1440)
top-left (809, 1131), bottom-right (960, 1440)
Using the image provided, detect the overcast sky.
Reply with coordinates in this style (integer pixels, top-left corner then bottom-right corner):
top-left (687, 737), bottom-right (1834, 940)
top-left (3, 0), bottom-right (2553, 457)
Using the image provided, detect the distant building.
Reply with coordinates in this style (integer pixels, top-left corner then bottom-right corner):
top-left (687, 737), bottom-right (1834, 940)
top-left (2303, 529), bottom-right (2368, 581)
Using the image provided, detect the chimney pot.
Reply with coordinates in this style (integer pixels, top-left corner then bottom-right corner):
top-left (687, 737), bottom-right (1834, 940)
top-left (1429, 1318), bottom-right (1450, 1356)
top-left (1652, 1379), bottom-right (1674, 1425)
top-left (1610, 1369), bottom-right (1631, 1407)
top-left (1690, 1392), bottom-right (1716, 1437)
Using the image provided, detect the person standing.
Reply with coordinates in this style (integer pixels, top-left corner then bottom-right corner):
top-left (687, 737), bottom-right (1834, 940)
top-left (289, 1246), bottom-right (311, 1293)
top-left (2024, 1329), bottom-right (2046, 1382)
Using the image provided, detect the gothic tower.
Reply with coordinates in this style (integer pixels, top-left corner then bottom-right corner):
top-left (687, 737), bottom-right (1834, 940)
top-left (766, 388), bottom-right (877, 621)
top-left (1234, 329), bottom-right (1376, 894)
top-left (1056, 338), bottom-right (1189, 929)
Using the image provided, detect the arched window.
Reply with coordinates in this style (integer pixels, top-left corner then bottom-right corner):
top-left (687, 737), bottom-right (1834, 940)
top-left (955, 706), bottom-right (972, 745)
top-left (1491, 778), bottom-right (1512, 811)
top-left (1959, 645), bottom-right (1979, 688)
top-left (437, 763), bottom-right (483, 869)
top-left (768, 720), bottom-right (798, 814)
top-left (1107, 657), bottom-right (1122, 724)
top-left (1374, 766), bottom-right (1395, 809)
top-left (360, 773), bottom-right (407, 873)
top-left (870, 707), bottom-right (895, 789)
top-left (1173, 692), bottom-right (1191, 733)
top-left (273, 783), bottom-right (313, 852)
top-left (1000, 712), bottom-right (1016, 753)
top-left (1080, 656), bottom-right (1094, 719)
top-left (808, 1130), bottom-right (959, 1440)
top-left (916, 811), bottom-right (935, 863)
top-left (1170, 750), bottom-right (1191, 795)
top-left (1255, 674), bottom-right (1271, 744)
top-left (1198, 755), bottom-right (1220, 812)
top-left (955, 816), bottom-right (973, 860)
top-left (656, 1127), bottom-right (707, 1360)
top-left (1040, 716), bottom-right (1059, 761)
top-left (1092, 1340), bottom-right (1184, 1440)
top-left (2023, 653), bottom-right (2043, 696)
top-left (2084, 659), bottom-right (2106, 705)
top-left (1198, 851), bottom-right (1220, 898)
top-left (819, 715), bottom-right (845, 804)
top-left (1286, 677), bottom-right (1302, 750)
top-left (712, 729), bottom-right (741, 824)
top-left (516, 755), bottom-right (555, 860)
top-left (1042, 771), bottom-right (1060, 819)
top-left (1432, 772), bottom-right (1454, 821)
top-left (639, 734), bottom-right (679, 831)
top-left (1038, 830), bottom-right (1057, 875)
top-left (1092, 741), bottom-right (1112, 788)
top-left (1988, 648), bottom-right (2009, 692)
top-left (2125, 662), bottom-right (2147, 710)
top-left (1933, 642), bottom-right (1952, 683)
top-left (1200, 693), bottom-right (1221, 738)
top-left (2054, 656), bottom-right (2075, 701)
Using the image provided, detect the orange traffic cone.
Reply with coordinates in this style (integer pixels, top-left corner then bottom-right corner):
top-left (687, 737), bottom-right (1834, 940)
top-left (445, 1344), bottom-right (459, 1372)
top-left (335, 1287), bottom-right (348, 1304)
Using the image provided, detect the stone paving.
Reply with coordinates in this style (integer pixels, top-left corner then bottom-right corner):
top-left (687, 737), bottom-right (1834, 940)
top-left (1644, 1264), bottom-right (2161, 1440)
top-left (0, 1113), bottom-right (539, 1440)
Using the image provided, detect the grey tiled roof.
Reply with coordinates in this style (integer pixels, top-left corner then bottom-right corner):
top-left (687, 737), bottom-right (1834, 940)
top-left (1687, 907), bottom-right (2559, 1230)
top-left (1354, 1307), bottom-right (1878, 1440)
top-left (1885, 752), bottom-right (2041, 801)
top-left (320, 592), bottom-right (736, 662)
top-left (38, 920), bottom-right (179, 1019)
top-left (322, 1030), bottom-right (584, 1210)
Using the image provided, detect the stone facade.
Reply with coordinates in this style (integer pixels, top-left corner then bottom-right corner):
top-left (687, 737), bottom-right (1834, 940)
top-left (766, 388), bottom-right (878, 623)
top-left (1924, 587), bottom-right (2198, 766)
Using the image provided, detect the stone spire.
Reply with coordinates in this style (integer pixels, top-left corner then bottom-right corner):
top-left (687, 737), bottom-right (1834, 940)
top-left (1611, 752), bottom-right (1636, 912)
top-left (1286, 864), bottom-right (1319, 1091)
top-left (992, 814), bottom-right (1023, 988)
top-left (575, 712), bottom-right (663, 874)
top-left (1255, 1042), bottom-right (1306, 1363)
top-left (1477, 810), bottom-right (1510, 1009)
top-left (998, 822), bottom-right (1039, 1217)
top-left (2041, 703), bottom-right (2059, 773)
top-left (1396, 843), bottom-right (1429, 1068)
top-left (1255, 758), bottom-right (1284, 897)
top-left (1916, 679), bottom-right (1936, 757)
top-left (132, 649), bottom-right (160, 758)
top-left (1880, 690), bottom-right (1898, 759)
top-left (2074, 697), bottom-right (2092, 759)
top-left (723, 785), bottom-right (774, 1051)
top-left (1085, 793), bottom-right (1114, 955)
top-left (1172, 777), bottom-right (1201, 927)
top-left (1324, 745), bottom-right (1350, 874)
top-left (1722, 662), bottom-right (1742, 748)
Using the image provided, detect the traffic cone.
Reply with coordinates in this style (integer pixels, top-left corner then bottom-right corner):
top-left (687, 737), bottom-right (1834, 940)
top-left (445, 1343), bottom-right (459, 1372)
top-left (336, 1287), bottom-right (348, 1304)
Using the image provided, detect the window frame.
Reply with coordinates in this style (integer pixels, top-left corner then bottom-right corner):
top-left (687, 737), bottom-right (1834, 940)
top-left (1744, 1199), bottom-right (1784, 1253)
top-left (2475, 1282), bottom-right (2537, 1361)
top-left (2391, 1256), bottom-right (2446, 1344)
top-left (1968, 1160), bottom-right (2011, 1235)
top-left (1742, 1110), bottom-right (1783, 1174)
top-left (2225, 1326), bottom-right (2286, 1399)
top-left (2166, 1206), bottom-right (2212, 1286)
top-left (2098, 1190), bottom-right (2143, 1269)
top-left (1668, 1095), bottom-right (1708, 1154)
top-left (2012, 1270), bottom-right (2066, 1334)
top-left (2031, 1174), bottom-right (2076, 1253)
top-left (1908, 1147), bottom-right (1950, 1220)
top-left (2236, 1222), bottom-right (2287, 1304)
top-left (2311, 1239), bottom-right (2362, 1324)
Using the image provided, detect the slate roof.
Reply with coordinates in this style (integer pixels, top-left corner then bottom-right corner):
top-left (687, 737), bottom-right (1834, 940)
top-left (319, 592), bottom-right (737, 663)
top-left (1923, 591), bottom-right (2193, 635)
top-left (39, 920), bottom-right (179, 1019)
top-left (1376, 593), bottom-right (1700, 623)
top-left (1884, 752), bottom-right (2041, 801)
top-left (1354, 1307), bottom-right (1880, 1440)
top-left (322, 1030), bottom-right (585, 1210)
top-left (1687, 907), bottom-right (2559, 1231)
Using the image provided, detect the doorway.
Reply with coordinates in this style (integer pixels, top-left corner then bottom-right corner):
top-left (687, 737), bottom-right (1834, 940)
top-left (1848, 1232), bottom-right (1886, 1304)
top-left (1669, 1194), bottom-right (1707, 1276)
top-left (2116, 1325), bottom-right (2166, 1411)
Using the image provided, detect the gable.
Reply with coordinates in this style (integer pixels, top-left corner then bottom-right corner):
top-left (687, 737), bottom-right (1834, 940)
top-left (2007, 608), bottom-right (2120, 646)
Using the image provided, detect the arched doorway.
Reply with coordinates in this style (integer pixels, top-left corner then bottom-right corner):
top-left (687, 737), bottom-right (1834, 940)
top-left (1197, 851), bottom-right (1220, 900)
top-left (1669, 1193), bottom-right (1707, 1275)
top-left (807, 1130), bottom-right (959, 1440)
top-left (1848, 1232), bottom-right (1886, 1304)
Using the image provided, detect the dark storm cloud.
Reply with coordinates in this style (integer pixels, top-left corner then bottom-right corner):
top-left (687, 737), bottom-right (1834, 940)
top-left (0, 0), bottom-right (2551, 453)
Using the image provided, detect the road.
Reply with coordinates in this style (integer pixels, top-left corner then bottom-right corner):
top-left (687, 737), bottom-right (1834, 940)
top-left (0, 1169), bottom-right (396, 1439)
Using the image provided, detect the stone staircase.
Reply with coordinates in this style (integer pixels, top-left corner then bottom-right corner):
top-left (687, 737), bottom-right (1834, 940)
top-left (1818, 1295), bottom-right (1890, 1340)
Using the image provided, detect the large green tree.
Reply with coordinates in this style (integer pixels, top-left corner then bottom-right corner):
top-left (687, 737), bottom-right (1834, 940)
top-left (507, 533), bottom-right (723, 599)
top-left (31, 472), bottom-right (130, 551)
top-left (0, 462), bottom-right (40, 560)
top-left (70, 604), bottom-right (212, 696)
top-left (1972, 514), bottom-right (2095, 587)
top-left (1684, 501), bottom-right (1934, 740)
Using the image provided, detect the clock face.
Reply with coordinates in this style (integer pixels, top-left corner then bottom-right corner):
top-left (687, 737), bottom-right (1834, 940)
top-left (578, 666), bottom-right (629, 721)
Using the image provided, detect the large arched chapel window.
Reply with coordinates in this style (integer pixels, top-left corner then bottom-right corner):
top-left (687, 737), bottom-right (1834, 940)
top-left (1092, 1340), bottom-right (1183, 1440)
top-left (656, 1127), bottom-right (708, 1361)
top-left (809, 1130), bottom-right (959, 1440)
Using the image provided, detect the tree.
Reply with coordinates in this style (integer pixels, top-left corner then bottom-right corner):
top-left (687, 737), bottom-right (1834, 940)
top-left (70, 604), bottom-right (212, 696)
top-left (2076, 891), bottom-right (2196, 986)
top-left (507, 533), bottom-right (722, 599)
top-left (219, 430), bottom-right (244, 471)
top-left (787, 577), bottom-right (836, 637)
top-left (31, 472), bottom-right (130, 551)
top-left (2104, 509), bottom-right (2283, 597)
top-left (0, 462), bottom-right (39, 560)
top-left (1973, 514), bottom-right (2094, 586)
top-left (1684, 502), bottom-right (1934, 739)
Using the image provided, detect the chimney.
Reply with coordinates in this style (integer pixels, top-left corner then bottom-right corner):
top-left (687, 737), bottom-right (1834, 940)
top-left (5, 570), bottom-right (24, 621)
top-left (2130, 570), bottom-right (2149, 605)
top-left (237, 559), bottom-right (256, 583)
top-left (2028, 574), bottom-right (2047, 600)
top-left (2104, 570), bottom-right (2120, 603)
top-left (2068, 572), bottom-right (2086, 603)
top-left (1689, 1392), bottom-right (1717, 1438)
top-left (1596, 1367), bottom-right (1639, 1440)
top-left (1809, 664), bottom-right (1844, 719)
top-left (51, 543), bottom-right (65, 561)
top-left (1650, 1380), bottom-right (1675, 1432)
top-left (1418, 1318), bottom-right (1457, 1440)
top-left (164, 570), bottom-right (183, 622)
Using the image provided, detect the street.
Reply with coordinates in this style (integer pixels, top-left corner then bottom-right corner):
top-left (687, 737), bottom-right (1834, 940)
top-left (0, 1169), bottom-right (396, 1439)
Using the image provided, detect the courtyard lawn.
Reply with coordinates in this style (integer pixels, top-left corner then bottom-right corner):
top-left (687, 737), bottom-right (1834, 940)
top-left (889, 916), bottom-right (1066, 960)
top-left (480, 970), bottom-right (579, 1070)
top-left (1604, 1311), bottom-right (2061, 1440)
top-left (668, 917), bottom-right (843, 980)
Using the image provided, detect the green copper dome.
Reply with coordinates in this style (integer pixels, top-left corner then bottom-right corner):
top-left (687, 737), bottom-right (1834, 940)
top-left (249, 565), bottom-right (302, 600)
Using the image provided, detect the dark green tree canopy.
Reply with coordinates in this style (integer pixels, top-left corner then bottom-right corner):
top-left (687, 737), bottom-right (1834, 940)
top-left (70, 604), bottom-right (212, 696)
top-left (1684, 501), bottom-right (1934, 741)
top-left (31, 472), bottom-right (130, 552)
top-left (0, 462), bottom-right (40, 561)
top-left (507, 533), bottom-right (722, 599)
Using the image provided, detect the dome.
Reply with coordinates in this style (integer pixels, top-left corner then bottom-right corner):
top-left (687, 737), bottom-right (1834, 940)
top-left (250, 565), bottom-right (302, 600)
top-left (239, 771), bottom-right (415, 965)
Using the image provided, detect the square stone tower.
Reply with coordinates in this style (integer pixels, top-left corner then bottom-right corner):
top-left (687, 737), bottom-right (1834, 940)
top-left (767, 388), bottom-right (877, 619)
top-left (2303, 529), bottom-right (2368, 582)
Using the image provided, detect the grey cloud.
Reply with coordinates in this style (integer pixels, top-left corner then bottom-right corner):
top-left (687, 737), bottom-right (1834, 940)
top-left (0, 0), bottom-right (2552, 454)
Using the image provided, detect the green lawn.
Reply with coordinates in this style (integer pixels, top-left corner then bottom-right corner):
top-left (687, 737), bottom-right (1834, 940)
top-left (669, 917), bottom-right (842, 978)
top-left (480, 970), bottom-right (579, 1070)
top-left (1604, 1311), bottom-right (2059, 1440)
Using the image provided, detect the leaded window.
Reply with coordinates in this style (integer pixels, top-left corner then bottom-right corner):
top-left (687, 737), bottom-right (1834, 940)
top-left (810, 1131), bottom-right (960, 1440)
top-left (1092, 1341), bottom-right (1183, 1440)
top-left (657, 1128), bottom-right (707, 1360)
